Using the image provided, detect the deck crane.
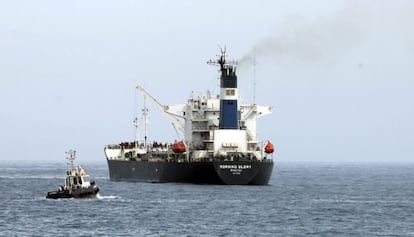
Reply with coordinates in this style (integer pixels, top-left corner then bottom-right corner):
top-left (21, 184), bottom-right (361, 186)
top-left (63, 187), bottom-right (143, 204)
top-left (136, 85), bottom-right (185, 139)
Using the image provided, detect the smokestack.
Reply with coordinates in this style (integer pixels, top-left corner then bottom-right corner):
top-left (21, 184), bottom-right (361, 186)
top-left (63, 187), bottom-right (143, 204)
top-left (207, 49), bottom-right (240, 129)
top-left (219, 63), bottom-right (239, 129)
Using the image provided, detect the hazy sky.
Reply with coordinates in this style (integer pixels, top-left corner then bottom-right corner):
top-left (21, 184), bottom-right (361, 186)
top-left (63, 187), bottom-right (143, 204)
top-left (1, 0), bottom-right (413, 163)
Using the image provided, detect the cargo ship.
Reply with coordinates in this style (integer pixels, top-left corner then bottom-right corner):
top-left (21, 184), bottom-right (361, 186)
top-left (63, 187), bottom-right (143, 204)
top-left (105, 50), bottom-right (275, 185)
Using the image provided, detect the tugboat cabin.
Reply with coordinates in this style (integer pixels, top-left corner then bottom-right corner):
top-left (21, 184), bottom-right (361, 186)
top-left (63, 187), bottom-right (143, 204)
top-left (64, 166), bottom-right (93, 190)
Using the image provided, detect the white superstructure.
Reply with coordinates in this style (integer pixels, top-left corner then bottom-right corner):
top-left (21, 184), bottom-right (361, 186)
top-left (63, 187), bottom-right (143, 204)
top-left (162, 93), bottom-right (272, 160)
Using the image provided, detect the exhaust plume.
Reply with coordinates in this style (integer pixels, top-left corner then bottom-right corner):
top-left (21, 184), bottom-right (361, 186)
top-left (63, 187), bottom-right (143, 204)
top-left (238, 1), bottom-right (414, 67)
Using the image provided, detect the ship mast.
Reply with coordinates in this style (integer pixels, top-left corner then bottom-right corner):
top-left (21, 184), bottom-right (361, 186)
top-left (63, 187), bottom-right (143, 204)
top-left (133, 117), bottom-right (139, 150)
top-left (206, 47), bottom-right (238, 70)
top-left (253, 49), bottom-right (257, 105)
top-left (142, 95), bottom-right (148, 151)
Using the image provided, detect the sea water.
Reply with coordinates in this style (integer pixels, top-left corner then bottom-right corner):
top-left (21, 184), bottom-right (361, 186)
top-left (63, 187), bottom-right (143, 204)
top-left (1, 161), bottom-right (413, 236)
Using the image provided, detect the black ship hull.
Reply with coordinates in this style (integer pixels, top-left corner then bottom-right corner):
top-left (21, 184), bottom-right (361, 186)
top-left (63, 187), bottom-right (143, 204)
top-left (107, 159), bottom-right (274, 185)
top-left (46, 185), bottom-right (100, 199)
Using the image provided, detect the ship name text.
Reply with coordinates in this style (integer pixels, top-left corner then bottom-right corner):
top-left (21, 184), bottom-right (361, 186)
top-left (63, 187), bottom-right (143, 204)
top-left (219, 165), bottom-right (251, 169)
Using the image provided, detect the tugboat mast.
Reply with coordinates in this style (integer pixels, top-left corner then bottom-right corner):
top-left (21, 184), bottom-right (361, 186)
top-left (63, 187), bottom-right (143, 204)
top-left (66, 149), bottom-right (77, 171)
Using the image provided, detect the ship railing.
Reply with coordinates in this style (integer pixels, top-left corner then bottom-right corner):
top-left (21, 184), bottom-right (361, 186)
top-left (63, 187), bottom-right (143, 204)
top-left (192, 124), bottom-right (208, 130)
top-left (106, 144), bottom-right (122, 149)
top-left (192, 113), bottom-right (205, 119)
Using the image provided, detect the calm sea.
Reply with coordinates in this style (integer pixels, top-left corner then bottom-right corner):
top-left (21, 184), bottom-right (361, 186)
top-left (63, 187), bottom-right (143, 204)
top-left (1, 161), bottom-right (413, 236)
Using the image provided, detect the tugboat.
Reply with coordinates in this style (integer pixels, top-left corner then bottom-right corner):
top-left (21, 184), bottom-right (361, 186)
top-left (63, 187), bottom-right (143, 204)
top-left (46, 150), bottom-right (99, 199)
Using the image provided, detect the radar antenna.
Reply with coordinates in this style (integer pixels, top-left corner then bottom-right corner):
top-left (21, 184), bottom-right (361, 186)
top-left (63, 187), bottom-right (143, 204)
top-left (206, 46), bottom-right (238, 69)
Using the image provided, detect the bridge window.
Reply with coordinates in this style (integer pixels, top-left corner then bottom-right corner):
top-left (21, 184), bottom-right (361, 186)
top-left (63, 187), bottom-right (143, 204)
top-left (83, 176), bottom-right (90, 183)
top-left (226, 89), bottom-right (235, 96)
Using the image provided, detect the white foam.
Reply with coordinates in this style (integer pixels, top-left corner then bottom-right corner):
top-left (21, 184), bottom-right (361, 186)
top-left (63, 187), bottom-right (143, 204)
top-left (96, 194), bottom-right (121, 199)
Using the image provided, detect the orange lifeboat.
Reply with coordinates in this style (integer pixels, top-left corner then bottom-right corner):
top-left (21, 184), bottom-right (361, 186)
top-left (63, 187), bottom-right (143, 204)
top-left (264, 141), bottom-right (274, 154)
top-left (172, 141), bottom-right (186, 153)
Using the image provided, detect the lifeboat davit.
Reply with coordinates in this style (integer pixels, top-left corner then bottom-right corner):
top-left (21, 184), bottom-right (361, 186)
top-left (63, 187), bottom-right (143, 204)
top-left (264, 141), bottom-right (274, 154)
top-left (172, 141), bottom-right (186, 153)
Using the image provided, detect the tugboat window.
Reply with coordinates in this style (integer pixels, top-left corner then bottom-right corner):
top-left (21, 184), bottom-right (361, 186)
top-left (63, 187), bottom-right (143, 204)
top-left (78, 177), bottom-right (82, 184)
top-left (73, 177), bottom-right (77, 185)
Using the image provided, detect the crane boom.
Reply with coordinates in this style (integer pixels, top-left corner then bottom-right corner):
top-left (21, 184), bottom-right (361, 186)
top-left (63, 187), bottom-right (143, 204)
top-left (136, 85), bottom-right (185, 134)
